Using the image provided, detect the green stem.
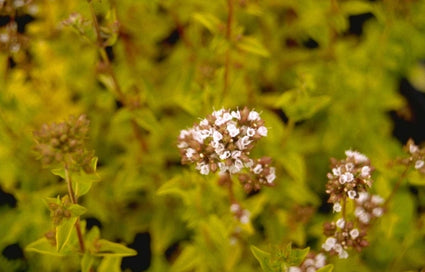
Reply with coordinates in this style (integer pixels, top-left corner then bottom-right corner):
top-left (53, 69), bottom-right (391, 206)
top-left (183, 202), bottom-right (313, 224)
top-left (65, 167), bottom-right (85, 253)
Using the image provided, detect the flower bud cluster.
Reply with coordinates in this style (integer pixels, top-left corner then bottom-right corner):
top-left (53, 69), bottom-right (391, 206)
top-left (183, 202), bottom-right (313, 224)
top-left (404, 139), bottom-right (425, 173)
top-left (47, 196), bottom-right (72, 226)
top-left (177, 108), bottom-right (275, 192)
top-left (33, 114), bottom-right (95, 173)
top-left (288, 252), bottom-right (327, 272)
top-left (326, 150), bottom-right (373, 204)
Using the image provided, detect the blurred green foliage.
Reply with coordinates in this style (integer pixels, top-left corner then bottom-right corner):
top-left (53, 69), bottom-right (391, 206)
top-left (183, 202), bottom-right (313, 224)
top-left (1, 0), bottom-right (425, 271)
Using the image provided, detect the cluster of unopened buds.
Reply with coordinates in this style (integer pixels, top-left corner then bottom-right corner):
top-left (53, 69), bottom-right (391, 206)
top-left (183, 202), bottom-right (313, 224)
top-left (177, 107), bottom-right (276, 193)
top-left (322, 150), bottom-right (384, 259)
top-left (288, 252), bottom-right (327, 272)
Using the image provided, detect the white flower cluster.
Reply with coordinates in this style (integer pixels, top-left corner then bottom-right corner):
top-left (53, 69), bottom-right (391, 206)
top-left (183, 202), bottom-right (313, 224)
top-left (354, 192), bottom-right (384, 224)
top-left (326, 150), bottom-right (373, 203)
top-left (288, 253), bottom-right (327, 272)
top-left (322, 236), bottom-right (349, 259)
top-left (178, 108), bottom-right (275, 187)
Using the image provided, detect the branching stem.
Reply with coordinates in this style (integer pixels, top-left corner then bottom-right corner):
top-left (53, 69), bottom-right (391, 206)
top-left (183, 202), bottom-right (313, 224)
top-left (384, 162), bottom-right (411, 209)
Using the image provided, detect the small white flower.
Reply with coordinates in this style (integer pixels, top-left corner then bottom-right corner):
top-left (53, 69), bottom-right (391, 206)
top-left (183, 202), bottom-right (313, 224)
top-left (415, 160), bottom-right (424, 169)
top-left (339, 172), bottom-right (354, 184)
top-left (230, 203), bottom-right (240, 213)
top-left (357, 192), bottom-right (369, 203)
top-left (371, 195), bottom-right (384, 205)
top-left (227, 123), bottom-right (240, 137)
top-left (350, 228), bottom-right (359, 239)
top-left (237, 136), bottom-right (251, 150)
top-left (193, 130), bottom-right (204, 143)
top-left (197, 163), bottom-right (210, 175)
top-left (253, 164), bottom-right (263, 174)
top-left (288, 267), bottom-right (302, 272)
top-left (266, 172), bottom-right (276, 184)
top-left (348, 190), bottom-right (357, 199)
top-left (240, 210), bottom-right (250, 224)
top-left (245, 159), bottom-right (254, 168)
top-left (234, 159), bottom-right (244, 171)
top-left (359, 212), bottom-right (370, 224)
top-left (213, 130), bottom-right (223, 142)
top-left (214, 143), bottom-right (225, 155)
top-left (177, 142), bottom-right (188, 149)
top-left (333, 203), bottom-right (342, 213)
top-left (338, 249), bottom-right (349, 259)
top-left (361, 166), bottom-right (371, 177)
top-left (332, 167), bottom-right (341, 176)
top-left (315, 253), bottom-right (326, 268)
top-left (199, 129), bottom-right (212, 139)
top-left (325, 237), bottom-right (337, 248)
top-left (355, 207), bottom-right (365, 217)
top-left (179, 129), bottom-right (190, 139)
top-left (185, 148), bottom-right (196, 159)
top-left (231, 110), bottom-right (241, 120)
top-left (336, 218), bottom-right (345, 229)
top-left (199, 118), bottom-right (209, 126)
top-left (246, 127), bottom-right (256, 137)
top-left (0, 33), bottom-right (9, 43)
top-left (222, 112), bottom-right (232, 122)
top-left (231, 150), bottom-right (241, 159)
top-left (304, 259), bottom-right (315, 267)
top-left (345, 150), bottom-right (369, 163)
top-left (345, 162), bottom-right (354, 171)
top-left (333, 243), bottom-right (343, 254)
top-left (219, 151), bottom-right (231, 160)
top-left (248, 110), bottom-right (260, 121)
top-left (306, 267), bottom-right (316, 272)
top-left (372, 207), bottom-right (383, 217)
top-left (13, 0), bottom-right (25, 8)
top-left (257, 126), bottom-right (268, 136)
top-left (410, 144), bottom-right (419, 154)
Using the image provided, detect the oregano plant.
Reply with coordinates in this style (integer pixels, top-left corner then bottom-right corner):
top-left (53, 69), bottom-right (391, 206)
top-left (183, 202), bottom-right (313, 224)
top-left (26, 115), bottom-right (136, 271)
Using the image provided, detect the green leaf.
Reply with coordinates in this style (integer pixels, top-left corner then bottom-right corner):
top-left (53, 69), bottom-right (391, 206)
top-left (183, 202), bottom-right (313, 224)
top-left (81, 253), bottom-right (95, 272)
top-left (250, 245), bottom-right (274, 272)
top-left (279, 152), bottom-right (306, 183)
top-left (286, 245), bottom-right (309, 266)
top-left (51, 168), bottom-right (65, 179)
top-left (157, 177), bottom-right (189, 204)
top-left (93, 239), bottom-right (137, 257)
top-left (237, 36), bottom-right (270, 57)
top-left (26, 238), bottom-right (64, 256)
top-left (317, 264), bottom-right (334, 272)
top-left (56, 217), bottom-right (78, 253)
top-left (68, 204), bottom-right (87, 217)
top-left (276, 91), bottom-right (331, 122)
top-left (132, 108), bottom-right (160, 132)
top-left (98, 256), bottom-right (122, 272)
top-left (340, 1), bottom-right (374, 14)
top-left (192, 12), bottom-right (221, 34)
top-left (170, 245), bottom-right (199, 272)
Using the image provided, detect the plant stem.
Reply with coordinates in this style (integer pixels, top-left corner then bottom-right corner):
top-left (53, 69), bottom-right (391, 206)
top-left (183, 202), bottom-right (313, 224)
top-left (223, 0), bottom-right (234, 99)
top-left (87, 0), bottom-right (147, 152)
top-left (64, 167), bottom-right (85, 253)
top-left (342, 195), bottom-right (347, 222)
top-left (384, 163), bottom-right (411, 209)
top-left (225, 172), bottom-right (236, 204)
